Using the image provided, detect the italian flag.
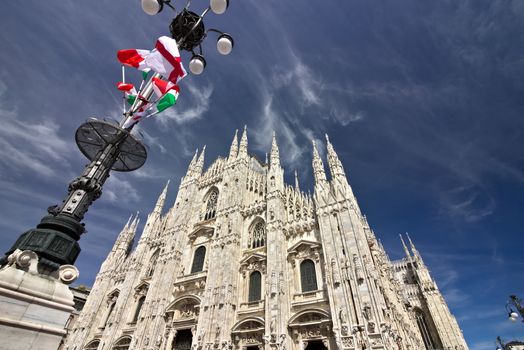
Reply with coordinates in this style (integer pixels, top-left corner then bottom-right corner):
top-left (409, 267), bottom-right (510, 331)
top-left (152, 77), bottom-right (180, 112)
top-left (117, 36), bottom-right (187, 83)
top-left (116, 82), bottom-right (137, 105)
top-left (117, 49), bottom-right (151, 71)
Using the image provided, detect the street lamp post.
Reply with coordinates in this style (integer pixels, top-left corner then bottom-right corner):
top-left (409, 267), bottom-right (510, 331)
top-left (0, 0), bottom-right (234, 271)
top-left (496, 336), bottom-right (506, 350)
top-left (0, 1), bottom-right (234, 349)
top-left (495, 295), bottom-right (524, 350)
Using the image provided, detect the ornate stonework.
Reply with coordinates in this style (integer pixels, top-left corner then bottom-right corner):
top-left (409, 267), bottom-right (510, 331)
top-left (63, 130), bottom-right (468, 350)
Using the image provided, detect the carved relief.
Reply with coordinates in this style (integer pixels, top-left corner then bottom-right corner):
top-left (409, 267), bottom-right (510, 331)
top-left (341, 336), bottom-right (354, 348)
top-left (240, 254), bottom-right (267, 277)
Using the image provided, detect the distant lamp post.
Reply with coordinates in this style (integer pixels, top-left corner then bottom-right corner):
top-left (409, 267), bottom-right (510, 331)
top-left (496, 337), bottom-right (524, 350)
top-left (497, 336), bottom-right (506, 350)
top-left (495, 296), bottom-right (524, 350)
top-left (0, 0), bottom-right (235, 271)
top-left (507, 295), bottom-right (524, 323)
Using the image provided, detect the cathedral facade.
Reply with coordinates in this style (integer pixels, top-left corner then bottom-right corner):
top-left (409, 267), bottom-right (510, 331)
top-left (64, 128), bottom-right (468, 350)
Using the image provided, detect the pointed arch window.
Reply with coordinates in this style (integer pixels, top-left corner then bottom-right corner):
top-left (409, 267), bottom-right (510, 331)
top-left (300, 259), bottom-right (318, 292)
top-left (250, 221), bottom-right (266, 249)
top-left (415, 309), bottom-right (436, 349)
top-left (101, 292), bottom-right (119, 328)
top-left (190, 246), bottom-right (206, 273)
top-left (133, 296), bottom-right (145, 323)
top-left (248, 271), bottom-right (262, 302)
top-left (105, 302), bottom-right (116, 326)
top-left (204, 189), bottom-right (218, 220)
top-left (146, 250), bottom-right (159, 277)
top-left (84, 340), bottom-right (100, 350)
top-left (112, 337), bottom-right (131, 350)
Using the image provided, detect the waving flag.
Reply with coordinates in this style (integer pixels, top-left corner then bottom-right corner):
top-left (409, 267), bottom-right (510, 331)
top-left (116, 82), bottom-right (138, 105)
top-left (116, 82), bottom-right (135, 92)
top-left (117, 36), bottom-right (187, 83)
top-left (152, 77), bottom-right (180, 112)
top-left (152, 77), bottom-right (179, 111)
top-left (117, 50), bottom-right (151, 71)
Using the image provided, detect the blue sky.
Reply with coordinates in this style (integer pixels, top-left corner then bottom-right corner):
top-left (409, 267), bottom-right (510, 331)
top-left (1, 0), bottom-right (523, 348)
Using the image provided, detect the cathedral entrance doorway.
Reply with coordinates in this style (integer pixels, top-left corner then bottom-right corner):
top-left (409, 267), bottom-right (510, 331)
top-left (245, 346), bottom-right (259, 350)
top-left (173, 329), bottom-right (193, 350)
top-left (304, 340), bottom-right (327, 350)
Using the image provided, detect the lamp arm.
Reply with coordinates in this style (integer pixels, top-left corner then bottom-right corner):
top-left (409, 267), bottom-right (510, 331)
top-left (510, 295), bottom-right (524, 317)
top-left (206, 28), bottom-right (224, 35)
top-left (164, 0), bottom-right (176, 11)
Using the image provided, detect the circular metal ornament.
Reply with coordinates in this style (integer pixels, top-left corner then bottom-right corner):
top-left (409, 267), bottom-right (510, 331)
top-left (75, 119), bottom-right (147, 172)
top-left (170, 9), bottom-right (206, 52)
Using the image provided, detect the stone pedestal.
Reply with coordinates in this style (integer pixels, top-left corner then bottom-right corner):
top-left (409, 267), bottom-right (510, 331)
top-left (0, 250), bottom-right (79, 350)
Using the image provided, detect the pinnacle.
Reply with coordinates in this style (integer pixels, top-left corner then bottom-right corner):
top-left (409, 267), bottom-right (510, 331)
top-left (228, 129), bottom-right (239, 160)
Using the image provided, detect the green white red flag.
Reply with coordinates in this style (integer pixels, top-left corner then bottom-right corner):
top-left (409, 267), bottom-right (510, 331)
top-left (116, 82), bottom-right (138, 105)
top-left (117, 36), bottom-right (187, 83)
top-left (152, 77), bottom-right (179, 112)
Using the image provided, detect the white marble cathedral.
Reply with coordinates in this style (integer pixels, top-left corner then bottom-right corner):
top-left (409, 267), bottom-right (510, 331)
top-left (64, 128), bottom-right (469, 350)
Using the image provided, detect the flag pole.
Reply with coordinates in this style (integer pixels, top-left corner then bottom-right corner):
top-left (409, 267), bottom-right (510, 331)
top-left (121, 66), bottom-right (126, 114)
top-left (120, 72), bottom-right (162, 129)
top-left (143, 110), bottom-right (162, 119)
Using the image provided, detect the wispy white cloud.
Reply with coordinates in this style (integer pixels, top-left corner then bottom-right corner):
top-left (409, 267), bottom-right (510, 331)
top-left (0, 81), bottom-right (72, 178)
top-left (161, 83), bottom-right (213, 124)
top-left (102, 173), bottom-right (141, 203)
top-left (437, 183), bottom-right (496, 223)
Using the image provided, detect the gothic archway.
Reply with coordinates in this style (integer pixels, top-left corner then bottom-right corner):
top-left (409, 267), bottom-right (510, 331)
top-left (288, 310), bottom-right (332, 350)
top-left (231, 317), bottom-right (265, 350)
top-left (112, 336), bottom-right (131, 350)
top-left (84, 339), bottom-right (100, 350)
top-left (165, 295), bottom-right (201, 324)
top-left (164, 297), bottom-right (201, 350)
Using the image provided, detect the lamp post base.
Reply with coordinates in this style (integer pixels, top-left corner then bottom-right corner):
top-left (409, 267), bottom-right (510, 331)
top-left (0, 214), bottom-right (83, 271)
top-left (0, 250), bottom-right (78, 350)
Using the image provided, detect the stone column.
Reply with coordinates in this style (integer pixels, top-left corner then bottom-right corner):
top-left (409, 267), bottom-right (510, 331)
top-left (165, 329), bottom-right (176, 350)
top-left (0, 249), bottom-right (77, 350)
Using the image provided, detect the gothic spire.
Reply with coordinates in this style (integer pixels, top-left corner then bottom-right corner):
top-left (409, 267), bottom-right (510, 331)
top-left (399, 233), bottom-right (412, 260)
top-left (130, 212), bottom-right (140, 232)
top-left (228, 129), bottom-right (238, 161)
top-left (195, 145), bottom-right (206, 175)
top-left (153, 180), bottom-right (170, 215)
top-left (406, 232), bottom-right (422, 261)
top-left (185, 148), bottom-right (199, 178)
top-left (325, 134), bottom-right (346, 180)
top-left (104, 212), bottom-right (139, 268)
top-left (126, 213), bottom-right (139, 255)
top-left (294, 170), bottom-right (300, 191)
top-left (312, 140), bottom-right (327, 185)
top-left (123, 213), bottom-right (133, 230)
top-left (270, 131), bottom-right (281, 168)
top-left (115, 213), bottom-right (133, 247)
top-left (238, 125), bottom-right (248, 159)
